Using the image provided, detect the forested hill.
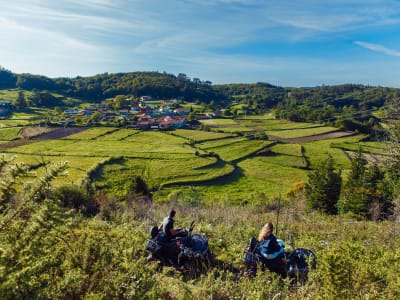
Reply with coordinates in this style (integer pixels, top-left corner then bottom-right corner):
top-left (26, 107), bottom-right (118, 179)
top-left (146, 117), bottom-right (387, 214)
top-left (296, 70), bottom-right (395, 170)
top-left (0, 67), bottom-right (221, 103)
top-left (1, 67), bottom-right (399, 118)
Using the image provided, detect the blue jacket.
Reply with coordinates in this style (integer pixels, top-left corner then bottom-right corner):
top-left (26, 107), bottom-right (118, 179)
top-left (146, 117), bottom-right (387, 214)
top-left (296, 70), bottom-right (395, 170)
top-left (258, 234), bottom-right (284, 260)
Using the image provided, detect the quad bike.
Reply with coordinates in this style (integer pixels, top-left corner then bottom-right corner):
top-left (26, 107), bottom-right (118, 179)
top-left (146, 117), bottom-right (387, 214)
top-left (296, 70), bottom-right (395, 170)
top-left (145, 221), bottom-right (215, 277)
top-left (243, 237), bottom-right (317, 284)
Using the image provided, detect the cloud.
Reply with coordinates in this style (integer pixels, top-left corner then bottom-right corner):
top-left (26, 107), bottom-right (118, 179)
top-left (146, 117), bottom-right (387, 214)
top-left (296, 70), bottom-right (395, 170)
top-left (355, 41), bottom-right (400, 57)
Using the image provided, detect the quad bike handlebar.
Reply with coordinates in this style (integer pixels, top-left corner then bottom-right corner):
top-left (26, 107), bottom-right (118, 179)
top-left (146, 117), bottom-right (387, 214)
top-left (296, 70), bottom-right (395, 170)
top-left (189, 221), bottom-right (195, 234)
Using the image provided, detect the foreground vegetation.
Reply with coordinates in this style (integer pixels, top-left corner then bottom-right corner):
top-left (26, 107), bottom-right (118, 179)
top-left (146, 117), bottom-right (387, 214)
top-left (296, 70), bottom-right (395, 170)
top-left (1, 156), bottom-right (399, 299)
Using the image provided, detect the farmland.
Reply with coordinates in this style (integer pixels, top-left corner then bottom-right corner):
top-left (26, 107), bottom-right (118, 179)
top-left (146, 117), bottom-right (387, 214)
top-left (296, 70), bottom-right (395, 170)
top-left (1, 92), bottom-right (399, 299)
top-left (0, 115), bottom-right (383, 204)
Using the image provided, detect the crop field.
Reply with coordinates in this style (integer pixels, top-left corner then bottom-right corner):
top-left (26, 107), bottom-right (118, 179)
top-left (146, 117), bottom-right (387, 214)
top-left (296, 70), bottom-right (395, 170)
top-left (266, 126), bottom-right (338, 139)
top-left (0, 127), bottom-right (22, 141)
top-left (95, 128), bottom-right (140, 141)
top-left (270, 143), bottom-right (302, 157)
top-left (12, 139), bottom-right (193, 157)
top-left (201, 139), bottom-right (273, 162)
top-left (1, 113), bottom-right (388, 204)
top-left (1, 111), bottom-right (42, 127)
top-left (199, 118), bottom-right (238, 126)
top-left (1, 152), bottom-right (108, 186)
top-left (162, 156), bottom-right (309, 205)
top-left (302, 134), bottom-right (366, 169)
top-left (0, 88), bottom-right (33, 101)
top-left (238, 113), bottom-right (275, 120)
top-left (331, 140), bottom-right (390, 155)
top-left (236, 118), bottom-right (323, 131)
top-left (95, 155), bottom-right (235, 197)
top-left (268, 144), bottom-right (307, 168)
top-left (1, 119), bottom-right (31, 127)
top-left (63, 127), bottom-right (118, 140)
top-left (173, 129), bottom-right (234, 142)
top-left (211, 125), bottom-right (255, 133)
top-left (196, 136), bottom-right (248, 149)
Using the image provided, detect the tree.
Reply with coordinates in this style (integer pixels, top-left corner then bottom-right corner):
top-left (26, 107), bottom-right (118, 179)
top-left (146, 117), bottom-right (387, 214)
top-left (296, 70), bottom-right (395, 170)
top-left (339, 150), bottom-right (394, 219)
top-left (0, 66), bottom-right (17, 88)
top-left (339, 150), bottom-right (368, 216)
top-left (304, 155), bottom-right (342, 214)
top-left (15, 90), bottom-right (27, 110)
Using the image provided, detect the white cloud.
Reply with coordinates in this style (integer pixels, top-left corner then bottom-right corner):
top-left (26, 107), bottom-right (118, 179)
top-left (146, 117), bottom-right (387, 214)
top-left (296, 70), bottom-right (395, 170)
top-left (355, 41), bottom-right (400, 57)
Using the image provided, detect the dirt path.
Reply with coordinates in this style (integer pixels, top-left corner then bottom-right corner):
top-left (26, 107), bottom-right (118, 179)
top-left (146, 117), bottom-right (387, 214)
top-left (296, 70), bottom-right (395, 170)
top-left (268, 130), bottom-right (355, 143)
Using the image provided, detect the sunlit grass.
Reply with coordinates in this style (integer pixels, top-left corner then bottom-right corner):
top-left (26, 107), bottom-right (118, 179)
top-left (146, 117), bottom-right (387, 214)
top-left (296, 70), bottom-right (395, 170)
top-left (173, 129), bottom-right (234, 142)
top-left (266, 126), bottom-right (338, 139)
top-left (63, 127), bottom-right (117, 140)
top-left (0, 127), bottom-right (22, 140)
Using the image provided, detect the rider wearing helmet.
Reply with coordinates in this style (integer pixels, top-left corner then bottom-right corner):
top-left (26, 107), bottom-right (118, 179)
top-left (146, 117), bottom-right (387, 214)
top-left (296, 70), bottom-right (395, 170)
top-left (257, 222), bottom-right (286, 278)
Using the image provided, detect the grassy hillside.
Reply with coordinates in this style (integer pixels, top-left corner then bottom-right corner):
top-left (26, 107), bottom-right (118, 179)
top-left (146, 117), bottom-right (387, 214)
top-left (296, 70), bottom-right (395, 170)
top-left (1, 110), bottom-right (399, 299)
top-left (1, 194), bottom-right (399, 299)
top-left (1, 116), bottom-right (388, 203)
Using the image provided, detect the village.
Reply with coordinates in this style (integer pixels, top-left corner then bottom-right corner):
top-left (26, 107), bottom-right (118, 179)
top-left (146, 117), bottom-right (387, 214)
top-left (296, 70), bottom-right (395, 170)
top-left (1, 94), bottom-right (223, 130)
top-left (61, 95), bottom-right (223, 130)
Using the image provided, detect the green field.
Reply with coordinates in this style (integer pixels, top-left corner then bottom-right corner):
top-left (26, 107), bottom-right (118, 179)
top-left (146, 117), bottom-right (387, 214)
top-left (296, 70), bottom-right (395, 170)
top-left (331, 140), bottom-right (390, 155)
top-left (211, 126), bottom-right (255, 133)
top-left (95, 128), bottom-right (140, 141)
top-left (173, 129), bottom-right (234, 142)
top-left (63, 127), bottom-right (119, 140)
top-left (0, 127), bottom-right (22, 141)
top-left (196, 136), bottom-right (248, 149)
top-left (1, 114), bottom-right (387, 203)
top-left (302, 134), bottom-right (366, 169)
top-left (266, 126), bottom-right (338, 139)
top-left (236, 119), bottom-right (323, 131)
top-left (199, 118), bottom-right (238, 126)
top-left (198, 139), bottom-right (272, 162)
top-left (1, 153), bottom-right (110, 187)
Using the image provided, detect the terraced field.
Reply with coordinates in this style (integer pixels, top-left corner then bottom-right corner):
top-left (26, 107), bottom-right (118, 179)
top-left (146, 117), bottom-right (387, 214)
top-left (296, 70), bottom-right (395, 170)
top-left (172, 129), bottom-right (234, 142)
top-left (1, 116), bottom-right (387, 204)
top-left (0, 127), bottom-right (22, 141)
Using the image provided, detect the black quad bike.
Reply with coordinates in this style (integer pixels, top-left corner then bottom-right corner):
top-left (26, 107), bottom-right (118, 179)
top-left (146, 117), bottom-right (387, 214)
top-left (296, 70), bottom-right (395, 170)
top-left (145, 221), bottom-right (215, 276)
top-left (243, 237), bottom-right (317, 284)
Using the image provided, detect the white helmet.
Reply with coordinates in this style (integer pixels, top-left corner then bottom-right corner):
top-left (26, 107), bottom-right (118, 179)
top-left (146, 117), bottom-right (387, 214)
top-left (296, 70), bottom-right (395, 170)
top-left (277, 239), bottom-right (285, 248)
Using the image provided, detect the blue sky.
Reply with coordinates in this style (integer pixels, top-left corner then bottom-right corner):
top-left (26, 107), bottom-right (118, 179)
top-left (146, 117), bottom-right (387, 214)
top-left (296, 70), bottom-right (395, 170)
top-left (1, 0), bottom-right (400, 87)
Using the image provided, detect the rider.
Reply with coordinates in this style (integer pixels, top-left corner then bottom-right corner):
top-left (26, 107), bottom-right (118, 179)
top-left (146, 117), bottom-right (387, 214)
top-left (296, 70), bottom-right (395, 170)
top-left (160, 209), bottom-right (185, 241)
top-left (257, 222), bottom-right (286, 278)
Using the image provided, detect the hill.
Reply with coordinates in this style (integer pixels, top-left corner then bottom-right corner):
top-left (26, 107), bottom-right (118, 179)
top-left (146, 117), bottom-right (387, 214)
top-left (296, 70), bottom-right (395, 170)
top-left (2, 66), bottom-right (400, 136)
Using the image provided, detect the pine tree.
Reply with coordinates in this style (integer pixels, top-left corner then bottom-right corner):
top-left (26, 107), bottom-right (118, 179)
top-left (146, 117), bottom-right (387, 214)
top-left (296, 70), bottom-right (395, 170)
top-left (15, 90), bottom-right (27, 110)
top-left (305, 154), bottom-right (342, 214)
top-left (340, 150), bottom-right (393, 219)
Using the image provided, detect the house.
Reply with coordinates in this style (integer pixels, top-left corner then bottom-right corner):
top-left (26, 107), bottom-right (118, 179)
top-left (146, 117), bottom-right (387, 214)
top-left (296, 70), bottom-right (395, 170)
top-left (213, 110), bottom-right (222, 117)
top-left (0, 102), bottom-right (12, 116)
top-left (58, 119), bottom-right (74, 126)
top-left (140, 96), bottom-right (152, 101)
top-left (158, 115), bottom-right (186, 129)
top-left (173, 108), bottom-right (188, 115)
top-left (63, 109), bottom-right (79, 115)
top-left (118, 109), bottom-right (129, 116)
top-left (131, 102), bottom-right (140, 112)
top-left (85, 105), bottom-right (97, 111)
top-left (159, 106), bottom-right (172, 115)
top-left (136, 120), bottom-right (152, 130)
top-left (140, 106), bottom-right (153, 115)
